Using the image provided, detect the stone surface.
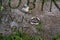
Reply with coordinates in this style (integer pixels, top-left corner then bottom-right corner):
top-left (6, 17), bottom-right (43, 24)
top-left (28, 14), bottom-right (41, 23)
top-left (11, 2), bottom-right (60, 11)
top-left (0, 0), bottom-right (60, 40)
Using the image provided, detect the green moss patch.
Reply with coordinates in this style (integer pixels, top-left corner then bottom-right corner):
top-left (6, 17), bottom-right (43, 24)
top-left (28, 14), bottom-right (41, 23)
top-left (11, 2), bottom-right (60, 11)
top-left (35, 21), bottom-right (43, 31)
top-left (5, 31), bottom-right (42, 40)
top-left (53, 35), bottom-right (60, 40)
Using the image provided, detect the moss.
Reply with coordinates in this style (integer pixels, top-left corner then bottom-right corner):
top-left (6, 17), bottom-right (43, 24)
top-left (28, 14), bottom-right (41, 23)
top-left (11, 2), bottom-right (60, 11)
top-left (0, 6), bottom-right (4, 11)
top-left (0, 33), bottom-right (4, 40)
top-left (5, 31), bottom-right (42, 40)
top-left (53, 35), bottom-right (60, 40)
top-left (35, 21), bottom-right (43, 31)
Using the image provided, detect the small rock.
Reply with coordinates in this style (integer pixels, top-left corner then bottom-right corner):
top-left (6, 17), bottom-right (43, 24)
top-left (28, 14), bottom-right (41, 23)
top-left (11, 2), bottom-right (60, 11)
top-left (21, 4), bottom-right (29, 12)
